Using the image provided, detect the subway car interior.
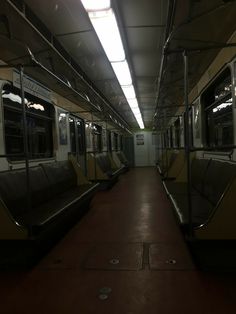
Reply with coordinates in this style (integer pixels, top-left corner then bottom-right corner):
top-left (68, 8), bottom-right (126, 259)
top-left (1, 0), bottom-right (236, 313)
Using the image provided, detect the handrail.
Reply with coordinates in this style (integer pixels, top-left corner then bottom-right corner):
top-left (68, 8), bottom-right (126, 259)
top-left (0, 154), bottom-right (25, 158)
top-left (190, 145), bottom-right (236, 152)
top-left (156, 145), bottom-right (236, 152)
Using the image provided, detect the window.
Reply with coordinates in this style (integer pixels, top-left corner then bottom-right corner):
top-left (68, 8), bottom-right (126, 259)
top-left (120, 134), bottom-right (123, 150)
top-left (69, 117), bottom-right (76, 154)
top-left (108, 131), bottom-right (112, 152)
top-left (202, 68), bottom-right (233, 148)
top-left (93, 124), bottom-right (102, 152)
top-left (2, 84), bottom-right (54, 160)
top-left (113, 132), bottom-right (118, 151)
top-left (163, 131), bottom-right (168, 148)
top-left (76, 119), bottom-right (86, 155)
top-left (174, 118), bottom-right (180, 148)
top-left (169, 126), bottom-right (173, 148)
top-left (69, 116), bottom-right (86, 155)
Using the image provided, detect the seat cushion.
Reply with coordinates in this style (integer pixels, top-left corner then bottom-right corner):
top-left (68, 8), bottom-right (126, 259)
top-left (17, 183), bottom-right (98, 228)
top-left (170, 193), bottom-right (214, 226)
top-left (0, 166), bottom-right (50, 217)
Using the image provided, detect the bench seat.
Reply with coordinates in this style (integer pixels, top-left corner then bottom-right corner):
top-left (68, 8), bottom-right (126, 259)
top-left (16, 184), bottom-right (95, 231)
top-left (164, 158), bottom-right (236, 230)
top-left (0, 161), bottom-right (99, 239)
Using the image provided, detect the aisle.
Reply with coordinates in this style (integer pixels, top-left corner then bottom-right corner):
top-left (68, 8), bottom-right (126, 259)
top-left (0, 168), bottom-right (236, 314)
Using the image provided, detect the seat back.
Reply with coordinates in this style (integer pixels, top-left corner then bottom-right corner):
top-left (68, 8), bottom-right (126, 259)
top-left (203, 159), bottom-right (236, 205)
top-left (0, 166), bottom-right (50, 217)
top-left (95, 153), bottom-right (112, 175)
top-left (191, 158), bottom-right (211, 194)
top-left (40, 161), bottom-right (77, 196)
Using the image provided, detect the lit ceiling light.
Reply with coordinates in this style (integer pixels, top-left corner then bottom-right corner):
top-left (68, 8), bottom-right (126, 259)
top-left (138, 121), bottom-right (144, 129)
top-left (128, 98), bottom-right (139, 109)
top-left (80, 0), bottom-right (110, 11)
top-left (88, 9), bottom-right (125, 62)
top-left (111, 60), bottom-right (132, 86)
top-left (122, 85), bottom-right (136, 99)
top-left (135, 113), bottom-right (142, 120)
top-left (131, 107), bottom-right (141, 115)
top-left (81, 0), bottom-right (145, 129)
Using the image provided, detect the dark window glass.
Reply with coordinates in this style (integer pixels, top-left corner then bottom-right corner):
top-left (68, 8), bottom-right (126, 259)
top-left (93, 124), bottom-right (102, 152)
top-left (69, 117), bottom-right (76, 154)
top-left (170, 126), bottom-right (173, 148)
top-left (113, 133), bottom-right (118, 151)
top-left (174, 118), bottom-right (180, 148)
top-left (166, 130), bottom-right (170, 148)
top-left (206, 97), bottom-right (233, 146)
top-left (2, 84), bottom-right (54, 160)
top-left (202, 69), bottom-right (233, 148)
top-left (120, 135), bottom-right (123, 150)
top-left (108, 131), bottom-right (112, 152)
top-left (76, 119), bottom-right (86, 154)
top-left (164, 131), bottom-right (168, 148)
top-left (4, 109), bottom-right (24, 156)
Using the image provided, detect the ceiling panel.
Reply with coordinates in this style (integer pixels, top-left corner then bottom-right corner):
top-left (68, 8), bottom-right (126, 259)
top-left (24, 0), bottom-right (91, 34)
top-left (126, 27), bottom-right (164, 52)
top-left (118, 0), bottom-right (167, 27)
top-left (58, 32), bottom-right (105, 59)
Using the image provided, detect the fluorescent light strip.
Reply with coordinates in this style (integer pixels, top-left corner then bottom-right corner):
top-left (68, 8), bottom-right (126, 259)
top-left (128, 98), bottom-right (139, 109)
top-left (131, 107), bottom-right (141, 115)
top-left (122, 85), bottom-right (136, 99)
top-left (111, 60), bottom-right (132, 86)
top-left (81, 1), bottom-right (144, 129)
top-left (81, 0), bottom-right (111, 12)
top-left (89, 9), bottom-right (125, 62)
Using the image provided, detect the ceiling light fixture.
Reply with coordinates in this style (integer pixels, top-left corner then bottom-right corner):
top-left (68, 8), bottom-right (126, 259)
top-left (80, 0), bottom-right (111, 11)
top-left (122, 85), bottom-right (136, 99)
top-left (88, 9), bottom-right (125, 62)
top-left (81, 0), bottom-right (144, 129)
top-left (111, 60), bottom-right (132, 86)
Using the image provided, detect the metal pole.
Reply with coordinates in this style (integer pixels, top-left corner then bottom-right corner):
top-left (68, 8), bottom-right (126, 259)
top-left (183, 51), bottom-right (193, 237)
top-left (19, 66), bottom-right (31, 220)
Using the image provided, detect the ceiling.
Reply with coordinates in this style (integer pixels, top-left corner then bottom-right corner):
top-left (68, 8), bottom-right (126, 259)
top-left (23, 0), bottom-right (168, 130)
top-left (0, 0), bottom-right (236, 132)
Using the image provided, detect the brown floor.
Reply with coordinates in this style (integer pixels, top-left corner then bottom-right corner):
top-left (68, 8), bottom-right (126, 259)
top-left (1, 167), bottom-right (236, 313)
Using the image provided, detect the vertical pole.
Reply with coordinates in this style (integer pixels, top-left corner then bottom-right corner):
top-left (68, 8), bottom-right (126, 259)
top-left (20, 66), bottom-right (31, 220)
top-left (183, 51), bottom-right (193, 237)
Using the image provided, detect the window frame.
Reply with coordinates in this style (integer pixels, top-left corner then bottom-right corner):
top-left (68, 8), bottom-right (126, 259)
top-left (2, 83), bottom-right (54, 161)
top-left (201, 67), bottom-right (233, 149)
